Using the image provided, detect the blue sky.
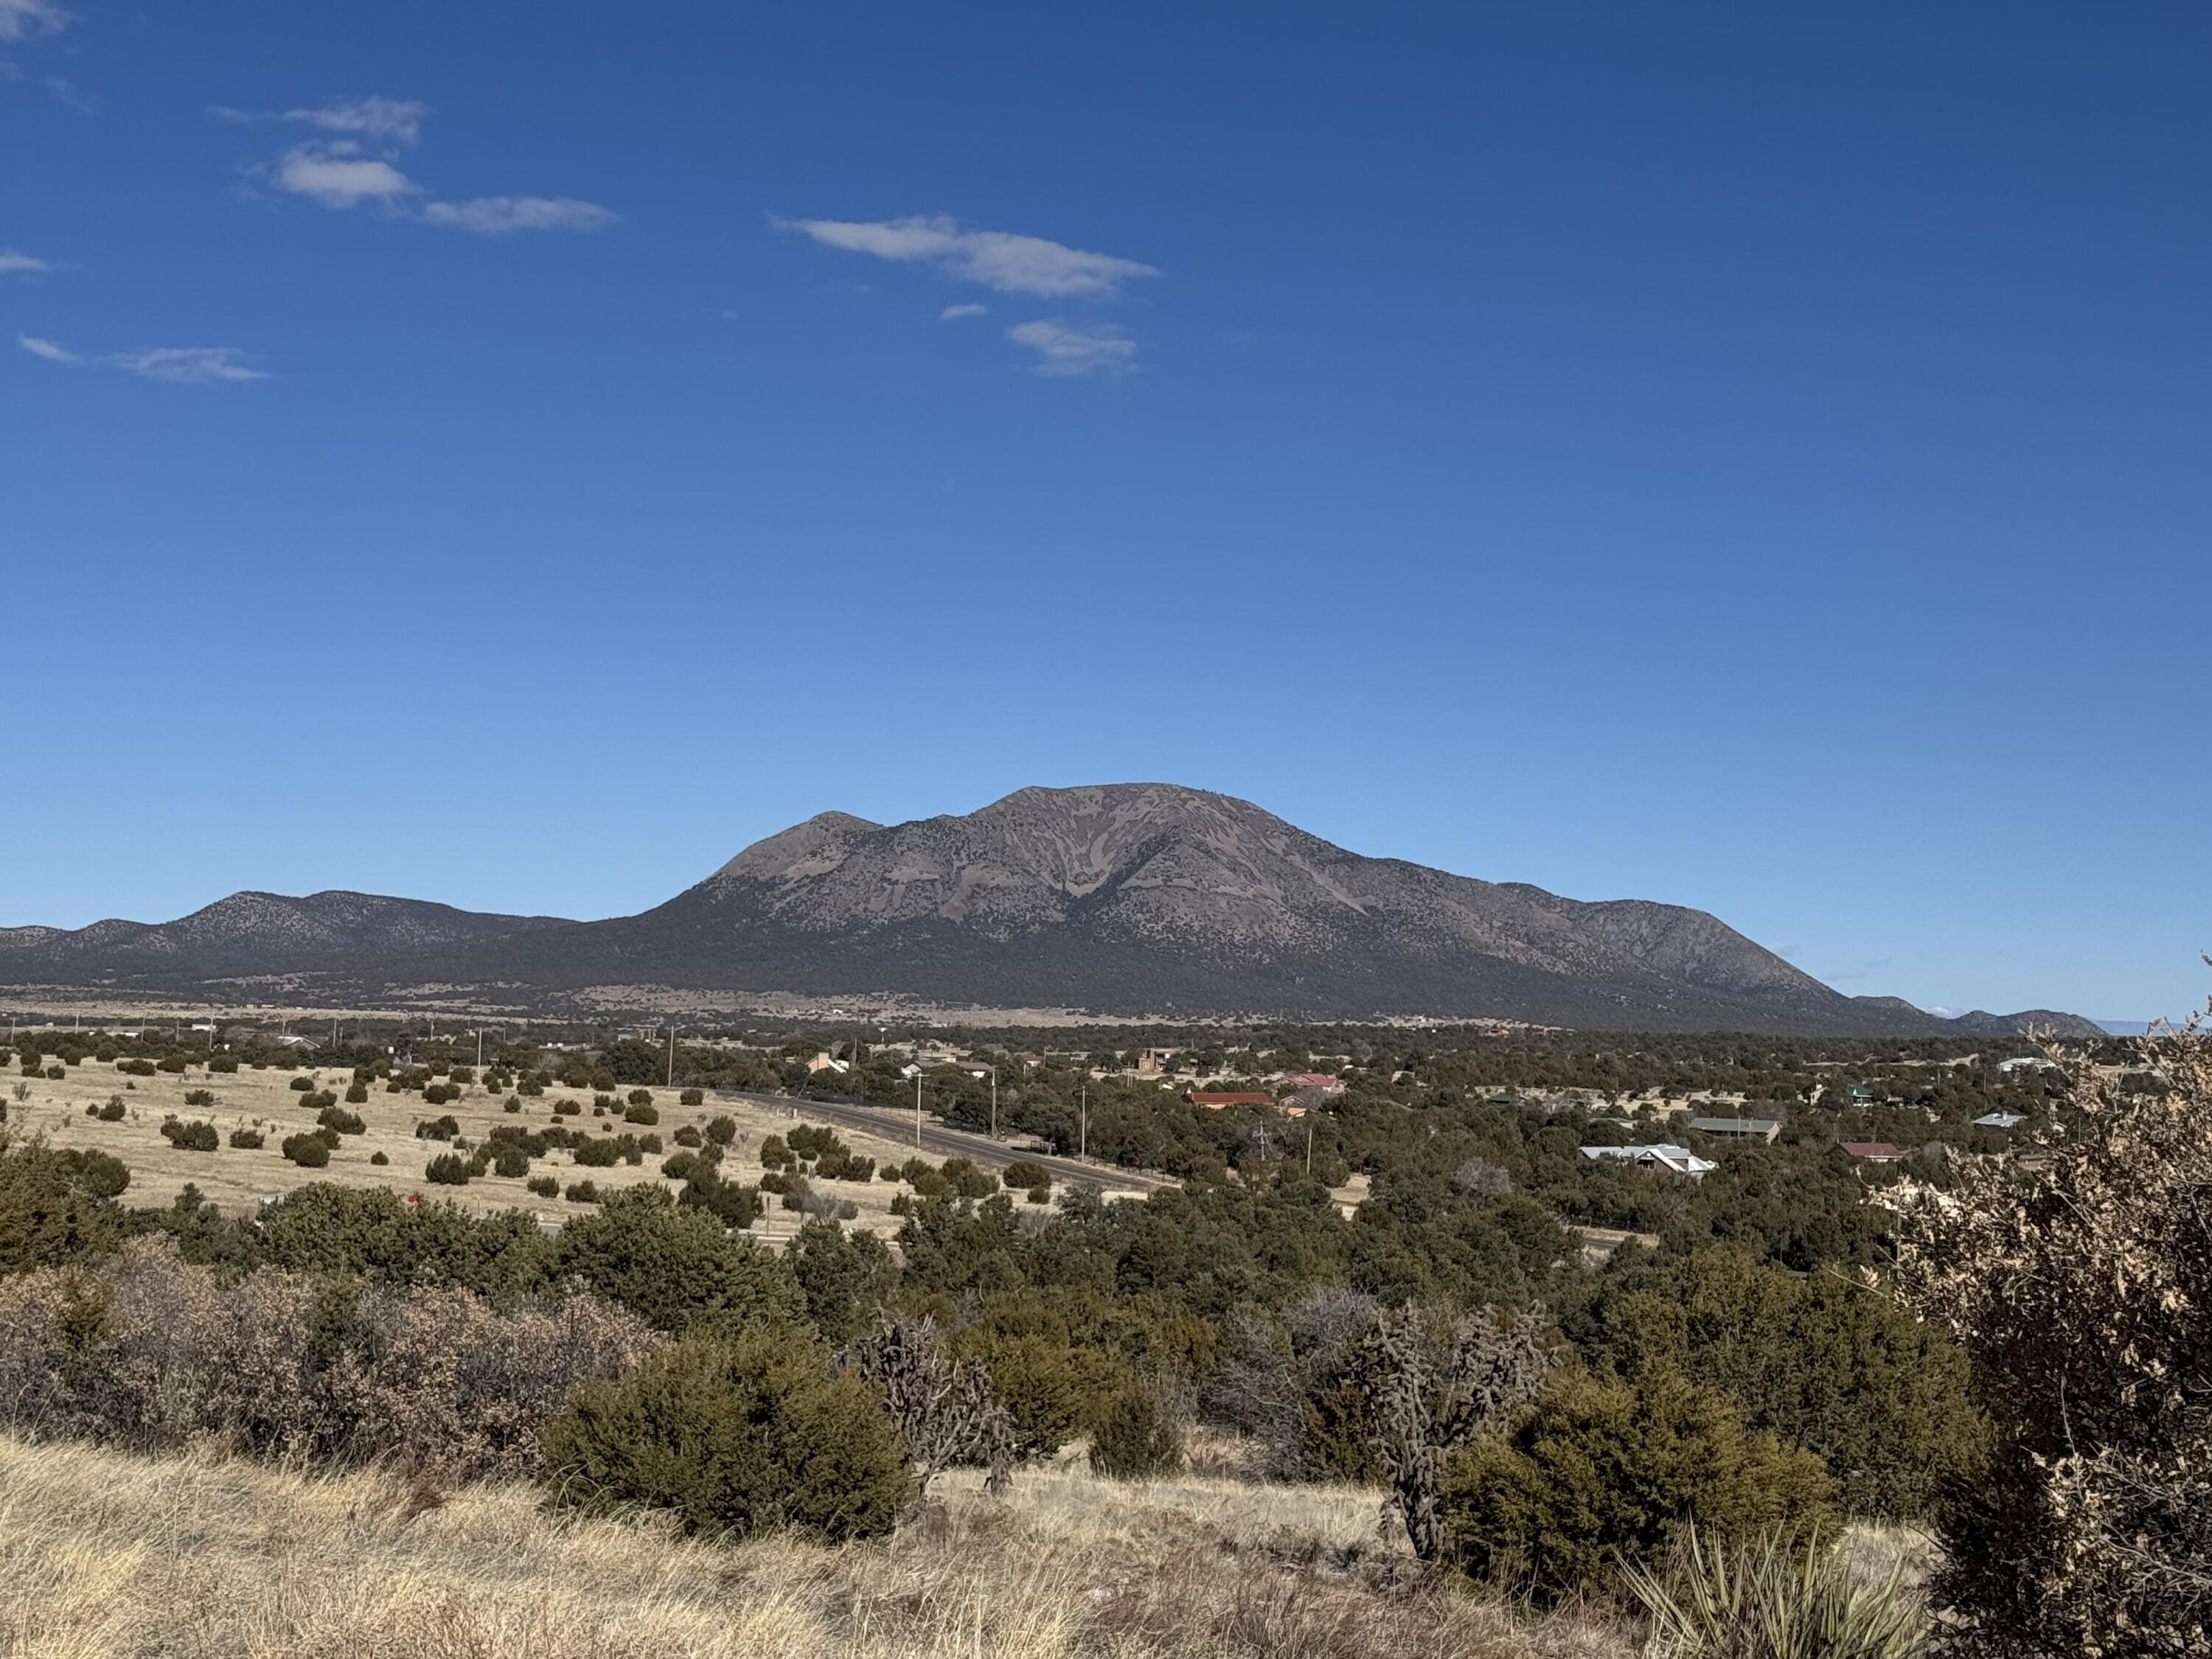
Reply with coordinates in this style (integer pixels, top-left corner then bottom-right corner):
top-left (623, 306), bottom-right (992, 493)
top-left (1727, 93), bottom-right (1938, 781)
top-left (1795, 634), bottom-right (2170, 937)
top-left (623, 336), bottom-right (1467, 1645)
top-left (4, 1), bottom-right (2206, 1023)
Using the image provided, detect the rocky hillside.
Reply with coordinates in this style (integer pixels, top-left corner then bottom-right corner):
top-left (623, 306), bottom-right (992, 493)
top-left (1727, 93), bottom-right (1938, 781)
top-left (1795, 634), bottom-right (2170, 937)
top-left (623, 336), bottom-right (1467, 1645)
top-left (0, 785), bottom-right (2096, 1034)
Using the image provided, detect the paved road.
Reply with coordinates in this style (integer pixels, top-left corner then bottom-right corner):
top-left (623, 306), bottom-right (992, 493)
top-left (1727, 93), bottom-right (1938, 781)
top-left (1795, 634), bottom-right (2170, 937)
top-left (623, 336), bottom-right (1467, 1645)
top-left (717, 1089), bottom-right (1178, 1194)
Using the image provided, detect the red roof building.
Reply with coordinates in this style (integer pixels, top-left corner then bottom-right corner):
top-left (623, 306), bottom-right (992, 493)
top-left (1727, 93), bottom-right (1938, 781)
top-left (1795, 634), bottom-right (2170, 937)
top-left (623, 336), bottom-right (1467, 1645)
top-left (1190, 1091), bottom-right (1273, 1110)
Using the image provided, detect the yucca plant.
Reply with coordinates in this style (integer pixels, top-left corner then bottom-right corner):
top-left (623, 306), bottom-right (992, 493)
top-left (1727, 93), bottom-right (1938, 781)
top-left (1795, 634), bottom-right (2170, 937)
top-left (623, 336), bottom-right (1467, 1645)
top-left (1621, 1526), bottom-right (1929, 1659)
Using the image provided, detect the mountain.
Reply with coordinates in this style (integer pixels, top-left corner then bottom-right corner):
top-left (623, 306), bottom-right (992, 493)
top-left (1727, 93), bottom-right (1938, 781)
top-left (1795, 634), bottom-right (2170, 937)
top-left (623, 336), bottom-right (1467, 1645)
top-left (0, 891), bottom-right (575, 980)
top-left (1937, 1008), bottom-right (2109, 1040)
top-left (0, 785), bottom-right (2096, 1035)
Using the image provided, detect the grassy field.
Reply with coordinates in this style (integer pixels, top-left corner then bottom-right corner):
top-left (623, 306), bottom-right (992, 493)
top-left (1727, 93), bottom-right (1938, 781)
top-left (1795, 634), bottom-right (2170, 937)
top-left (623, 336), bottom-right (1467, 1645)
top-left (0, 1433), bottom-right (1641, 1659)
top-left (1, 1056), bottom-right (1147, 1238)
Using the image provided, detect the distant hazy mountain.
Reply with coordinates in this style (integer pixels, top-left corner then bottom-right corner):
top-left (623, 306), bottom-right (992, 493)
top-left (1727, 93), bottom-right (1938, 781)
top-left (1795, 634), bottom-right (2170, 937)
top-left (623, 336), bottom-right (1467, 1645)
top-left (1850, 995), bottom-right (2105, 1040)
top-left (0, 785), bottom-right (2098, 1035)
top-left (0, 891), bottom-right (574, 979)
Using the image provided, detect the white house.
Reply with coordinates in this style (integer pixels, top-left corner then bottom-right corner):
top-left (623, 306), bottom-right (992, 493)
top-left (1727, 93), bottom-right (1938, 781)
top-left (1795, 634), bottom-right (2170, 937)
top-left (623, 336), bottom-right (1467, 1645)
top-left (1579, 1144), bottom-right (1717, 1180)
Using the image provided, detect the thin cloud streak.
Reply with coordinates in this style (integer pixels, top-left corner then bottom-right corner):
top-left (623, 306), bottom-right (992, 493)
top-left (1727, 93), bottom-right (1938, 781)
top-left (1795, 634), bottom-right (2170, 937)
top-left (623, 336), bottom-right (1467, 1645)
top-left (782, 214), bottom-right (1158, 298)
top-left (421, 196), bottom-right (616, 235)
top-left (282, 97), bottom-right (426, 146)
top-left (1006, 319), bottom-right (1138, 377)
top-left (21, 334), bottom-right (265, 382)
top-left (104, 347), bottom-right (265, 384)
top-left (215, 97), bottom-right (429, 147)
top-left (939, 303), bottom-right (987, 321)
top-left (0, 249), bottom-right (55, 274)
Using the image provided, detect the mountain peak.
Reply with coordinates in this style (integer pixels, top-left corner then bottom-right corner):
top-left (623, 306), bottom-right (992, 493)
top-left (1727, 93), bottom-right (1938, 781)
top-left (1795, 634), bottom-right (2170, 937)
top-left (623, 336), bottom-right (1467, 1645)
top-left (709, 810), bottom-right (883, 886)
top-left (639, 783), bottom-right (1940, 1029)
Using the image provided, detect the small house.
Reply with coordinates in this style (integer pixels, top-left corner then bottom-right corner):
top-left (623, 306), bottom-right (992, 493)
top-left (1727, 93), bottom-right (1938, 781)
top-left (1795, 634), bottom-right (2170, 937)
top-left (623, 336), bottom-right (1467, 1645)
top-left (1686, 1116), bottom-right (1781, 1144)
top-left (1190, 1091), bottom-right (1273, 1110)
top-left (1579, 1144), bottom-right (1717, 1180)
top-left (1842, 1141), bottom-right (1905, 1163)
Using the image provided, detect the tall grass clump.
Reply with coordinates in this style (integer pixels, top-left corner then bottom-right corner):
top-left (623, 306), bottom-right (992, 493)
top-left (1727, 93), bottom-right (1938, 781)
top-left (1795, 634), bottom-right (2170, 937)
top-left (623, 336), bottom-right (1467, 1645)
top-left (1621, 1527), bottom-right (1929, 1659)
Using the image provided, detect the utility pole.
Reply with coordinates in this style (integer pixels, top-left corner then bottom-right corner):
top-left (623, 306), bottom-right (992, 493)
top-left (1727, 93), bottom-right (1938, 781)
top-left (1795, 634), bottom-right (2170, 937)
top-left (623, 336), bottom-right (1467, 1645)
top-left (666, 1023), bottom-right (675, 1088)
top-left (914, 1073), bottom-right (924, 1148)
top-left (1079, 1082), bottom-right (1088, 1161)
top-left (476, 1028), bottom-right (484, 1068)
top-left (1306, 1111), bottom-right (1315, 1175)
top-left (990, 1068), bottom-right (998, 1139)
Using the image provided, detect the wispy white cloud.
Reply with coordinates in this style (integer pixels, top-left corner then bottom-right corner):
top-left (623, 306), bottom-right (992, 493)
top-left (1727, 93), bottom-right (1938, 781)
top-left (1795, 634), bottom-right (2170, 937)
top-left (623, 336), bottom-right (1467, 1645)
top-left (939, 302), bottom-right (987, 321)
top-left (38, 73), bottom-right (93, 114)
top-left (0, 0), bottom-right (70, 42)
top-left (227, 100), bottom-right (614, 236)
top-left (21, 333), bottom-right (265, 382)
top-left (282, 96), bottom-right (427, 146)
top-left (0, 249), bottom-right (55, 274)
top-left (275, 145), bottom-right (420, 209)
top-left (215, 97), bottom-right (429, 147)
top-left (782, 215), bottom-right (1158, 299)
top-left (421, 195), bottom-right (616, 235)
top-left (104, 346), bottom-right (264, 384)
top-left (1006, 319), bottom-right (1138, 378)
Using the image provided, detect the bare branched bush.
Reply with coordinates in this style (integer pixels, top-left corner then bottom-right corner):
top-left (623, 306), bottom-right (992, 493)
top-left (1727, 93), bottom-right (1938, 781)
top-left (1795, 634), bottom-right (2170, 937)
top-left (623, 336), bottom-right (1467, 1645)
top-left (1452, 1158), bottom-right (1514, 1199)
top-left (1890, 1009), bottom-right (2212, 1655)
top-left (0, 1237), bottom-right (655, 1479)
top-left (1203, 1284), bottom-right (1382, 1482)
top-left (842, 1310), bottom-right (1013, 1503)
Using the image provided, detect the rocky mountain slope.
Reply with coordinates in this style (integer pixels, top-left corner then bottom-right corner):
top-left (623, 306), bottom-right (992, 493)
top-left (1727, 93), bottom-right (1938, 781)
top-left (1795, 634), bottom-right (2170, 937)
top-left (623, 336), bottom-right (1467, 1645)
top-left (0, 785), bottom-right (2097, 1034)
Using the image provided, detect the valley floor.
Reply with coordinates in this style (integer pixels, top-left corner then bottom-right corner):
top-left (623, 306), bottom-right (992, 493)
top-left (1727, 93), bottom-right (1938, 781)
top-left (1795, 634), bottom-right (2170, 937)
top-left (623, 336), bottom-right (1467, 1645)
top-left (0, 1435), bottom-right (1638, 1659)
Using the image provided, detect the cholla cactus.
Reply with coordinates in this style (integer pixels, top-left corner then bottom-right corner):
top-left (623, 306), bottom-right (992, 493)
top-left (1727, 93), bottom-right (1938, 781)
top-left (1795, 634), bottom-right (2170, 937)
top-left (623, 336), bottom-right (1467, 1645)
top-left (842, 1310), bottom-right (1012, 1500)
top-left (1357, 1305), bottom-right (1547, 1562)
top-left (1889, 1006), bottom-right (2212, 1655)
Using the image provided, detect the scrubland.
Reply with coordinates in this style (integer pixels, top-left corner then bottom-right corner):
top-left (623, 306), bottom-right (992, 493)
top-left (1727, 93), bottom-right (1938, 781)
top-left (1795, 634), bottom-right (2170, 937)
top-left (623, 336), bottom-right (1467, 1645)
top-left (3, 1055), bottom-right (1132, 1239)
top-left (0, 1433), bottom-right (1641, 1659)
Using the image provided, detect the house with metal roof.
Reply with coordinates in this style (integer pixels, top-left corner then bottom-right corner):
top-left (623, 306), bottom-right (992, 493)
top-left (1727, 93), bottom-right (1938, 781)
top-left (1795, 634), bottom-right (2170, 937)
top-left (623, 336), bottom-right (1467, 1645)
top-left (1841, 1141), bottom-right (1905, 1163)
top-left (1686, 1116), bottom-right (1781, 1144)
top-left (1579, 1143), bottom-right (1717, 1180)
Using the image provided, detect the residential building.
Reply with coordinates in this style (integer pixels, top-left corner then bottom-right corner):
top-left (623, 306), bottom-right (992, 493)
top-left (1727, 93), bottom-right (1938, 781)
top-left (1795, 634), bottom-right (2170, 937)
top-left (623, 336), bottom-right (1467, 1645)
top-left (1579, 1144), bottom-right (1717, 1180)
top-left (1686, 1116), bottom-right (1782, 1144)
top-left (1191, 1091), bottom-right (1273, 1110)
top-left (1972, 1111), bottom-right (2026, 1130)
top-left (1841, 1141), bottom-right (1905, 1163)
top-left (1287, 1071), bottom-right (1346, 1096)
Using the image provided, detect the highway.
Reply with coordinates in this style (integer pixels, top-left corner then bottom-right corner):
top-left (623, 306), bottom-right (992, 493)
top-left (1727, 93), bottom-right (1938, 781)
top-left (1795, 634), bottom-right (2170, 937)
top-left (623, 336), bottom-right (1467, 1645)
top-left (716, 1089), bottom-right (1179, 1194)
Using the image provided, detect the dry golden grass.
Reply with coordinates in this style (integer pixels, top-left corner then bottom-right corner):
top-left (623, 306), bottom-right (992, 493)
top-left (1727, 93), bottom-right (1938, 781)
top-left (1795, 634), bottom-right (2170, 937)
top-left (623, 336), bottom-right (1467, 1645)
top-left (2, 1057), bottom-right (1119, 1242)
top-left (0, 1434), bottom-right (1638, 1659)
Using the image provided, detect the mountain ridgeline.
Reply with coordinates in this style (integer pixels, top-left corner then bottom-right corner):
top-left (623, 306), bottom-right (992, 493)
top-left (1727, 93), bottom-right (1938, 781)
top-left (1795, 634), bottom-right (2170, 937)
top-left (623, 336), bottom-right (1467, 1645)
top-left (0, 784), bottom-right (2098, 1035)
